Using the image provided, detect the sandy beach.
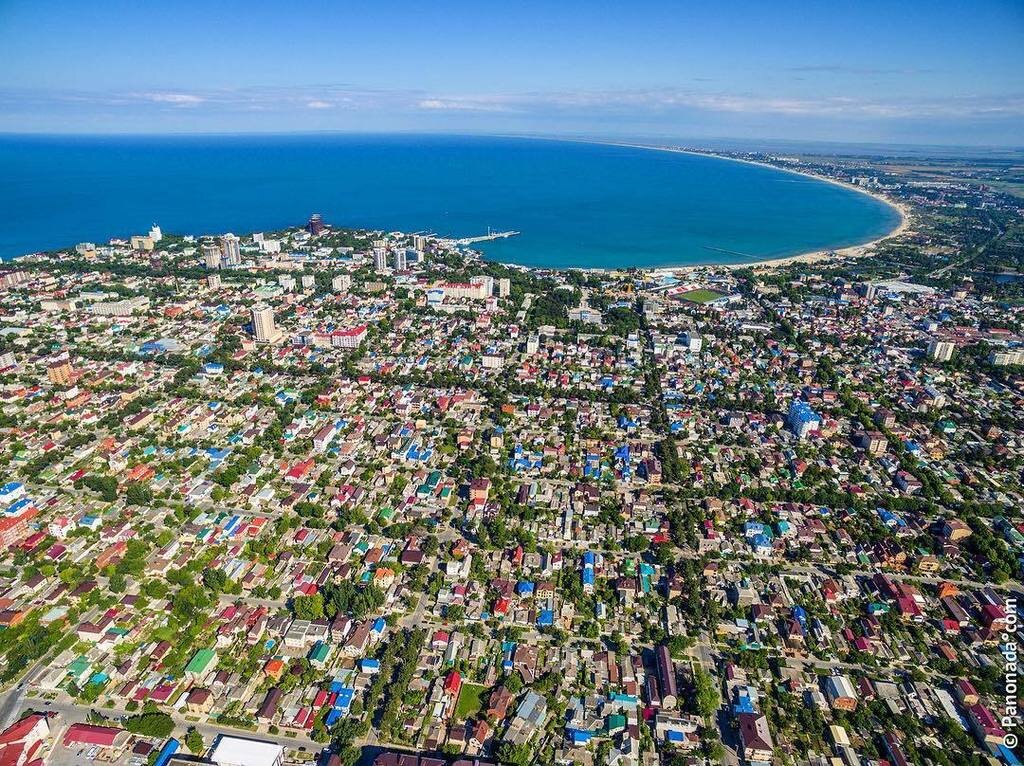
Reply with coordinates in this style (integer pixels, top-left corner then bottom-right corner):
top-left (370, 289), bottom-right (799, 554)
top-left (592, 140), bottom-right (913, 273)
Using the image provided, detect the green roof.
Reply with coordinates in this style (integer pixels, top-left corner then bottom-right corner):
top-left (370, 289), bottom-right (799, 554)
top-left (185, 648), bottom-right (216, 674)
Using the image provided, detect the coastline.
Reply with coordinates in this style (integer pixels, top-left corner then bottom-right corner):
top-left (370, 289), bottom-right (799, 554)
top-left (574, 139), bottom-right (912, 273)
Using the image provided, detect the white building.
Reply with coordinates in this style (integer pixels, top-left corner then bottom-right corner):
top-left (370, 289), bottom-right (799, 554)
top-left (251, 305), bottom-right (281, 344)
top-left (221, 233), bottom-right (241, 267)
top-left (926, 339), bottom-right (954, 362)
top-left (209, 735), bottom-right (285, 766)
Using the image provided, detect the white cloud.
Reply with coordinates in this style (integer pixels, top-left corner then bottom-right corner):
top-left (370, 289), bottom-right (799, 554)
top-left (417, 98), bottom-right (513, 113)
top-left (306, 100), bottom-right (332, 109)
top-left (134, 92), bottom-right (204, 106)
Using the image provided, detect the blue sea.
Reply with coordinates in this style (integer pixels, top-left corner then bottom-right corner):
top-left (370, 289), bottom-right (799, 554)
top-left (0, 134), bottom-right (900, 268)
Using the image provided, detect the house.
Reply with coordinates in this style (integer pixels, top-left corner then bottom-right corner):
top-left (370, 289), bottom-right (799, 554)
top-left (186, 687), bottom-right (215, 714)
top-left (823, 675), bottom-right (858, 711)
top-left (0, 712), bottom-right (50, 766)
top-left (736, 713), bottom-right (773, 762)
top-left (62, 724), bottom-right (127, 753)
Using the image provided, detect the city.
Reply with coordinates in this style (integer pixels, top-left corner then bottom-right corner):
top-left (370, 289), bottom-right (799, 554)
top-left (0, 146), bottom-right (1022, 766)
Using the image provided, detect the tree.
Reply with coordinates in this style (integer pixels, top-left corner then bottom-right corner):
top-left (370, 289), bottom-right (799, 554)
top-left (172, 584), bottom-right (211, 622)
top-left (494, 741), bottom-right (533, 766)
top-left (201, 568), bottom-right (228, 593)
top-left (693, 666), bottom-right (720, 719)
top-left (184, 727), bottom-right (204, 755)
top-left (124, 712), bottom-right (174, 738)
top-left (293, 593), bottom-right (325, 621)
top-left (124, 482), bottom-right (153, 506)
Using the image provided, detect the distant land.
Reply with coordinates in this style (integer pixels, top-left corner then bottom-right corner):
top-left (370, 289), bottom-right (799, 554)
top-left (0, 134), bottom-right (901, 269)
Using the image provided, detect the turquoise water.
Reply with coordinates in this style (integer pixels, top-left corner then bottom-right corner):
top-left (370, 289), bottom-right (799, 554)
top-left (0, 134), bottom-right (900, 268)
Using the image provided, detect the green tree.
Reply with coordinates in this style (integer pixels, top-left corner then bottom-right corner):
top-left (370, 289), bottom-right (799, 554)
top-left (293, 593), bottom-right (325, 621)
top-left (184, 727), bottom-right (204, 755)
top-left (494, 741), bottom-right (533, 766)
top-left (124, 712), bottom-right (174, 738)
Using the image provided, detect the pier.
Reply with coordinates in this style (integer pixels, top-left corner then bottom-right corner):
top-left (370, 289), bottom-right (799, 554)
top-left (453, 229), bottom-right (520, 246)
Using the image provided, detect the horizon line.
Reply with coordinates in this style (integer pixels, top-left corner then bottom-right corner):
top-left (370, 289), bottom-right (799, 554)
top-left (0, 129), bottom-right (1022, 153)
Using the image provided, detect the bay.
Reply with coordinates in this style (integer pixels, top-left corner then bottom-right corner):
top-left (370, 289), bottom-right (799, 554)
top-left (0, 134), bottom-right (900, 268)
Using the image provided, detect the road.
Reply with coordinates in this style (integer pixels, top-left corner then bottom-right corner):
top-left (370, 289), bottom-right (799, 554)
top-left (16, 695), bottom-right (324, 754)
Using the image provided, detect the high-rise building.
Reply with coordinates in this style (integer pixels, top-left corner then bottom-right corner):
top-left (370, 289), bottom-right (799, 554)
top-left (207, 274), bottom-right (221, 289)
top-left (221, 234), bottom-right (241, 267)
top-left (278, 274), bottom-right (296, 292)
top-left (373, 247), bottom-right (388, 272)
top-left (788, 400), bottom-right (821, 440)
top-left (927, 339), bottom-right (954, 362)
top-left (202, 244), bottom-right (222, 269)
top-left (47, 358), bottom-right (73, 385)
top-left (498, 278), bottom-right (511, 297)
top-left (251, 305), bottom-right (281, 344)
top-left (149, 224), bottom-right (163, 243)
top-left (392, 249), bottom-right (407, 271)
top-left (413, 235), bottom-right (427, 251)
top-left (301, 274), bottom-right (316, 291)
top-left (307, 214), bottom-right (325, 235)
top-left (332, 274), bottom-right (352, 293)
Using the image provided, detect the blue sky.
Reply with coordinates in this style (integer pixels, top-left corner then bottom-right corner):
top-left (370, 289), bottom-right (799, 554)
top-left (1, 0), bottom-right (1022, 145)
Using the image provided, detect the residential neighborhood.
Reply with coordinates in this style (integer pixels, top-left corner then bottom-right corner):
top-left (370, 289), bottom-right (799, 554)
top-left (1, 148), bottom-right (1023, 766)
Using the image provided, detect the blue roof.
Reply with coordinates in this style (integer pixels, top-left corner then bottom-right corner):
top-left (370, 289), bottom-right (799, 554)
top-left (567, 729), bottom-right (594, 745)
top-left (537, 609), bottom-right (555, 627)
top-left (733, 696), bottom-right (756, 714)
top-left (998, 745), bottom-right (1022, 766)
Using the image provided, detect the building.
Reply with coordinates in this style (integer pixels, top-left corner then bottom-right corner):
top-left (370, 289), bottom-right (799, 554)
top-left (824, 675), bottom-right (858, 711)
top-left (307, 213), bottom-right (325, 235)
top-left (202, 244), bottom-right (222, 269)
top-left (149, 224), bottom-right (163, 242)
top-left (207, 274), bottom-right (221, 289)
top-left (788, 400), bottom-right (821, 440)
top-left (392, 249), bottom-right (407, 271)
top-left (332, 274), bottom-right (351, 293)
top-left (498, 277), bottom-right (511, 297)
top-left (62, 724), bottom-right (128, 754)
top-left (47, 358), bottom-right (73, 385)
top-left (87, 296), bottom-right (151, 316)
top-left (301, 274), bottom-right (315, 291)
top-left (989, 348), bottom-right (1024, 366)
top-left (221, 233), bottom-right (241, 267)
top-left (209, 735), bottom-right (285, 766)
top-left (372, 244), bottom-right (388, 272)
top-left (926, 339), bottom-right (954, 362)
top-left (0, 712), bottom-right (50, 766)
top-left (331, 326), bottom-right (368, 349)
top-left (736, 713), bottom-right (774, 762)
top-left (681, 332), bottom-right (702, 353)
top-left (855, 431), bottom-right (888, 456)
top-left (655, 644), bottom-right (677, 709)
top-left (251, 305), bottom-right (281, 344)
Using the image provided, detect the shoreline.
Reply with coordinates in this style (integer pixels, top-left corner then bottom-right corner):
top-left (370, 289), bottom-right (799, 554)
top-left (578, 139), bottom-right (912, 273)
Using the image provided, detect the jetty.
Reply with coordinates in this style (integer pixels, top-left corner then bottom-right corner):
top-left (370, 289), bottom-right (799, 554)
top-left (454, 229), bottom-right (520, 246)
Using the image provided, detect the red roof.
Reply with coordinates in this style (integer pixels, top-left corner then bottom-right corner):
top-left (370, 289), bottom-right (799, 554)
top-left (63, 723), bottom-right (121, 747)
top-left (444, 670), bottom-right (462, 696)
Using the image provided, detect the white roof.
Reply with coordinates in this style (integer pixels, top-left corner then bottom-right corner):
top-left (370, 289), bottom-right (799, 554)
top-left (210, 736), bottom-right (284, 766)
